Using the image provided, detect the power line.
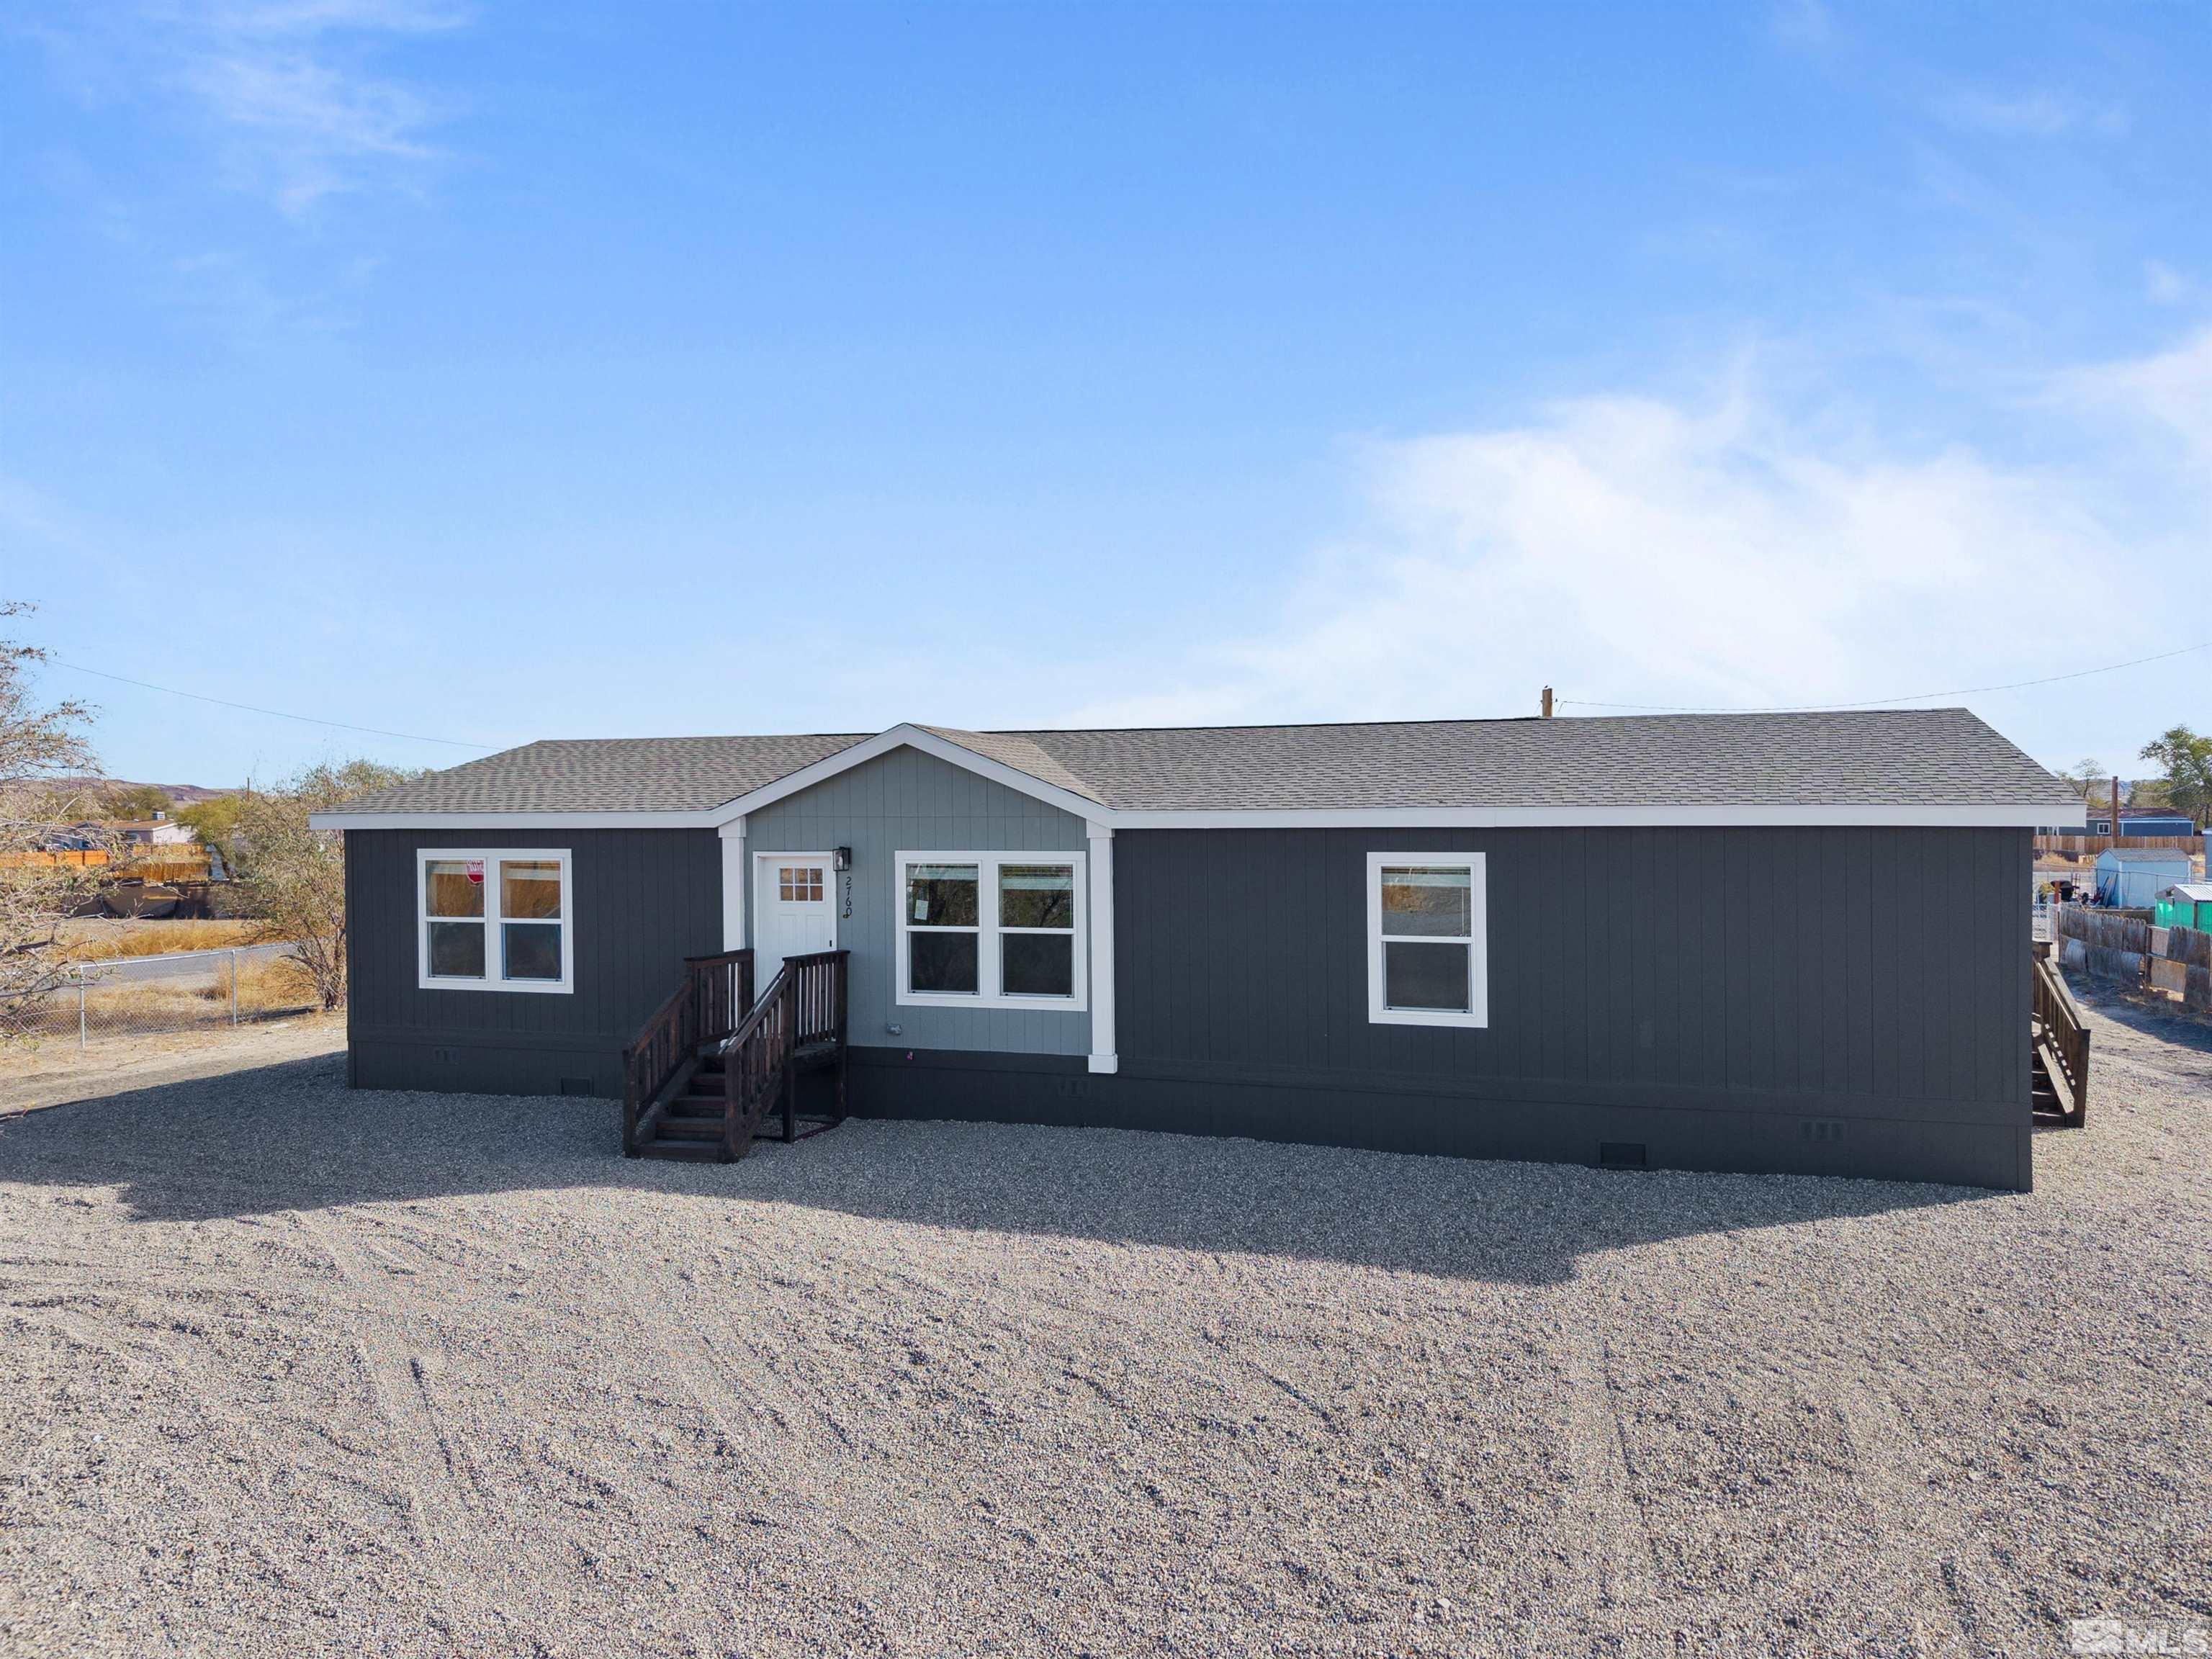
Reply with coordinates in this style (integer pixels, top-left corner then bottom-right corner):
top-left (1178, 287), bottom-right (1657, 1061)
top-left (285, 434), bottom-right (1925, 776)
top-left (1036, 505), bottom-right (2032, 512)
top-left (1557, 639), bottom-right (2212, 714)
top-left (47, 660), bottom-right (495, 750)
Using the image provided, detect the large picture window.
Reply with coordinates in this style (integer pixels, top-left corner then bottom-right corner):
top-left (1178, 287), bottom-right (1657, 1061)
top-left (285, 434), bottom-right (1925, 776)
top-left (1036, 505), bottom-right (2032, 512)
top-left (895, 850), bottom-right (1087, 1010)
top-left (418, 848), bottom-right (574, 994)
top-left (1365, 852), bottom-right (1486, 1028)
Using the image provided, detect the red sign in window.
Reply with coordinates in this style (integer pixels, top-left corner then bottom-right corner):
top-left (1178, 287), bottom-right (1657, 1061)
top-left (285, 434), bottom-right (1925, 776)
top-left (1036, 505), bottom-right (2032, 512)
top-left (465, 860), bottom-right (483, 885)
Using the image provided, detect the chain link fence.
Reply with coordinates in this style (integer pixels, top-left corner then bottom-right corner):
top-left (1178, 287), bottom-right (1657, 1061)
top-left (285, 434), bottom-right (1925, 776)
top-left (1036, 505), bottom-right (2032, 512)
top-left (12, 944), bottom-right (322, 1051)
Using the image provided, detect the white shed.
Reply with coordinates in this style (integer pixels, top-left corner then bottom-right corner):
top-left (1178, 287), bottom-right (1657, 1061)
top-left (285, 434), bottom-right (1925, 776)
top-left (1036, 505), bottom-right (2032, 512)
top-left (2094, 848), bottom-right (2192, 909)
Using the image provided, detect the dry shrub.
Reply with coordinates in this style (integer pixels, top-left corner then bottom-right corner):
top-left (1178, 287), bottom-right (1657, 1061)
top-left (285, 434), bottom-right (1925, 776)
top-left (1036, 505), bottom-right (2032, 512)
top-left (230, 955), bottom-right (317, 1013)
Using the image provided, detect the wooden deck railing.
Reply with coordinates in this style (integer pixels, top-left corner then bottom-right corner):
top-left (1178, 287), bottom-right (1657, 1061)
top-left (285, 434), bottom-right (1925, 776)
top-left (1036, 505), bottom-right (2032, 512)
top-left (721, 963), bottom-right (793, 1157)
top-left (686, 948), bottom-right (755, 1040)
top-left (624, 947), bottom-right (850, 1158)
top-left (621, 981), bottom-right (696, 1155)
top-left (621, 948), bottom-right (754, 1155)
top-left (786, 950), bottom-right (848, 1053)
top-left (2033, 952), bottom-right (2090, 1127)
top-left (721, 950), bottom-right (848, 1153)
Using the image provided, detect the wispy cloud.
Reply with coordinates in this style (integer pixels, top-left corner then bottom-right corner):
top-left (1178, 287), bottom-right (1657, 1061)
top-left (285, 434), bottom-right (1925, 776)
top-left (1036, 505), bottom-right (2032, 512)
top-left (2058, 325), bottom-right (2212, 474)
top-left (2145, 261), bottom-right (2191, 306)
top-left (1769, 0), bottom-right (1834, 53)
top-left (1058, 349), bottom-right (2185, 732)
top-left (1929, 87), bottom-right (2128, 140)
top-left (48, 1), bottom-right (467, 217)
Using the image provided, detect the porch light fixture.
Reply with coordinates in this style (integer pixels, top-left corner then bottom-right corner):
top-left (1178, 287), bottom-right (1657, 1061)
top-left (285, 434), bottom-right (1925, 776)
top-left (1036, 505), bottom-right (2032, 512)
top-left (833, 847), bottom-right (853, 871)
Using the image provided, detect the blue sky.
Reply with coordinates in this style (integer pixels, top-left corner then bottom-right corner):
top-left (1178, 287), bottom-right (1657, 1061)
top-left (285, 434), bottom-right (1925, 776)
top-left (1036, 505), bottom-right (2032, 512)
top-left (3, 1), bottom-right (2208, 787)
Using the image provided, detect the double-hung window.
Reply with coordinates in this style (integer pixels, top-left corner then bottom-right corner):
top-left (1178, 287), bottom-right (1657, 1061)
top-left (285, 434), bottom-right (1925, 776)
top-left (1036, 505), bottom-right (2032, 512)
top-left (1366, 852), bottom-right (1486, 1028)
top-left (896, 851), bottom-right (1087, 1010)
top-left (418, 848), bottom-right (574, 993)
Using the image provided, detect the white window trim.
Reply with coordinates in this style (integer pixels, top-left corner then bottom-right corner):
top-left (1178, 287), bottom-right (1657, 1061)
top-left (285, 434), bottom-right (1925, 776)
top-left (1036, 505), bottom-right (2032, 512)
top-left (417, 847), bottom-right (575, 994)
top-left (1365, 851), bottom-right (1487, 1029)
top-left (894, 850), bottom-right (1088, 1012)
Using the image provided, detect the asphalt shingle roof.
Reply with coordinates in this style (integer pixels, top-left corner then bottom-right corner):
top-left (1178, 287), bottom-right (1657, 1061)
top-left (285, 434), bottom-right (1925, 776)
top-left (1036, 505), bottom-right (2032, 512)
top-left (340, 734), bottom-right (868, 814)
top-left (336, 707), bottom-right (2076, 818)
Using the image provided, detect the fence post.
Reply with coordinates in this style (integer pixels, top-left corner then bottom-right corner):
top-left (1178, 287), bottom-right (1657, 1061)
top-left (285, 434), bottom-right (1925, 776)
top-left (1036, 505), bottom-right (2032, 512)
top-left (230, 949), bottom-right (240, 1025)
top-left (77, 967), bottom-right (86, 1051)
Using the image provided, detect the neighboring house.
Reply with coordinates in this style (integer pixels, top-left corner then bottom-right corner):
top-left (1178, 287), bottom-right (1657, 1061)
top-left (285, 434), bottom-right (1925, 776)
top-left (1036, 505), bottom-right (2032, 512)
top-left (2082, 809), bottom-right (2200, 837)
top-left (313, 706), bottom-right (2082, 1192)
top-left (112, 814), bottom-right (199, 847)
top-left (2092, 848), bottom-right (2192, 909)
top-left (39, 815), bottom-right (200, 852)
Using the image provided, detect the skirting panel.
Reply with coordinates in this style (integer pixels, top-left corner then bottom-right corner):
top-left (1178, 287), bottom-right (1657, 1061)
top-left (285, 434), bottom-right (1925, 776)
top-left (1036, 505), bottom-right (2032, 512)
top-left (845, 1047), bottom-right (2032, 1191)
top-left (350, 1037), bottom-right (624, 1100)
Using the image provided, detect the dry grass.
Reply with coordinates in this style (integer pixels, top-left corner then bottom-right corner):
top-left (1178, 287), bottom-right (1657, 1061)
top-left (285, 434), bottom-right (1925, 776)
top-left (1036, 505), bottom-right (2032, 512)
top-left (229, 954), bottom-right (318, 1010)
top-left (60, 920), bottom-right (272, 961)
top-left (6, 953), bottom-right (320, 1046)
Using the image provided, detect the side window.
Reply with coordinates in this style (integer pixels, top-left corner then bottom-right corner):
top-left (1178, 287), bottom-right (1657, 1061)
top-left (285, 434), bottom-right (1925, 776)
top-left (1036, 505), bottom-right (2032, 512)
top-left (1366, 853), bottom-right (1485, 1028)
top-left (419, 850), bottom-right (573, 993)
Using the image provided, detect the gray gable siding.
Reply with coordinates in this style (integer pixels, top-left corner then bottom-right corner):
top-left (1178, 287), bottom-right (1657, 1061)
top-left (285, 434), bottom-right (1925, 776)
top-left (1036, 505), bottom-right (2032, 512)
top-left (745, 745), bottom-right (1094, 1057)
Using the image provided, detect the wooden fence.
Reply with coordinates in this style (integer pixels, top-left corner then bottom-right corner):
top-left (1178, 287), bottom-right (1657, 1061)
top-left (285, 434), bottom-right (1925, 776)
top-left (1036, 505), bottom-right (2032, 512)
top-left (2036, 834), bottom-right (2203, 857)
top-left (2052, 903), bottom-right (2212, 1013)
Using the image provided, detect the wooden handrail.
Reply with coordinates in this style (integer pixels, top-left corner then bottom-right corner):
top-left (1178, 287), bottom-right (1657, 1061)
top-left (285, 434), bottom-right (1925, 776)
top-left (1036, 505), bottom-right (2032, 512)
top-left (685, 948), bottom-right (753, 1046)
top-left (625, 947), bottom-right (848, 1159)
top-left (721, 961), bottom-right (793, 1158)
top-left (718, 950), bottom-right (850, 1154)
top-left (2033, 953), bottom-right (2090, 1125)
top-left (621, 981), bottom-right (695, 1155)
top-left (622, 949), bottom-right (755, 1156)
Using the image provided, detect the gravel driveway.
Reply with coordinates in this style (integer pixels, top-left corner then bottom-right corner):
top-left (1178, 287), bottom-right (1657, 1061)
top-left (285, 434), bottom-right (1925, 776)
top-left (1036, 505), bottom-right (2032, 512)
top-left (1, 989), bottom-right (2207, 1658)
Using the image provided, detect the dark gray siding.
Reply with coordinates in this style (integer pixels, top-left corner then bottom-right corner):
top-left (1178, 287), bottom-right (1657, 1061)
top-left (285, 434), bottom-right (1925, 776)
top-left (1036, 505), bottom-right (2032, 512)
top-left (346, 827), bottom-right (721, 1097)
top-left (747, 746), bottom-right (1093, 1056)
top-left (1095, 825), bottom-right (2032, 1188)
top-left (343, 811), bottom-right (2035, 1189)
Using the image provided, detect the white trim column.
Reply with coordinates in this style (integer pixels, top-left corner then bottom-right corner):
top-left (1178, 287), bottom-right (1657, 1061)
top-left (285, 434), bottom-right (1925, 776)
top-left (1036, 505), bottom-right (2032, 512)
top-left (1087, 821), bottom-right (1117, 1075)
top-left (719, 815), bottom-right (747, 952)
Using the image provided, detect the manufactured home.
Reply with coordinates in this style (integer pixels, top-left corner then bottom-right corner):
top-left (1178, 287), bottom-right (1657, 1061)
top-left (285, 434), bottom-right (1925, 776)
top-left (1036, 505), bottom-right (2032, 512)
top-left (313, 707), bottom-right (2083, 1191)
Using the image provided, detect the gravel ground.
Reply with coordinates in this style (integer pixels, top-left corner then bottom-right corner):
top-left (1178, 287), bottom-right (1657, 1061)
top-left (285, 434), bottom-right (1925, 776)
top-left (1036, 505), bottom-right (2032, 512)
top-left (0, 1014), bottom-right (344, 1118)
top-left (0, 990), bottom-right (2206, 1658)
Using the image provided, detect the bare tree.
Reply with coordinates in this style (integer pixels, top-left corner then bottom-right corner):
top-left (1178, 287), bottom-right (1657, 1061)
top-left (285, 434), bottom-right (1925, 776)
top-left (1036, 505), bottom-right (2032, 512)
top-left (0, 603), bottom-right (112, 1036)
top-left (233, 760), bottom-right (419, 1011)
top-left (2058, 757), bottom-right (2111, 803)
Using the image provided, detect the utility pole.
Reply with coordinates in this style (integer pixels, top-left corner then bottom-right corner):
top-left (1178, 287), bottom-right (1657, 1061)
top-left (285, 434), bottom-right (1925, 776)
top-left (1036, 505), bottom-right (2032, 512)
top-left (1540, 686), bottom-right (1554, 719)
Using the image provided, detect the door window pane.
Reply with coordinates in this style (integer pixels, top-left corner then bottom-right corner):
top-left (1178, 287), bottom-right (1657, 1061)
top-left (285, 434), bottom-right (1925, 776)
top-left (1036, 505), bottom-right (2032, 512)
top-left (1385, 940), bottom-right (1469, 1012)
top-left (1381, 867), bottom-right (1470, 938)
top-left (428, 920), bottom-right (486, 979)
top-left (909, 930), bottom-right (979, 994)
top-left (779, 866), bottom-right (824, 902)
top-left (907, 863), bottom-right (978, 927)
top-left (1002, 932), bottom-right (1074, 997)
top-left (503, 922), bottom-right (562, 981)
top-left (501, 860), bottom-right (562, 920)
top-left (426, 860), bottom-right (484, 918)
top-left (999, 864), bottom-right (1074, 930)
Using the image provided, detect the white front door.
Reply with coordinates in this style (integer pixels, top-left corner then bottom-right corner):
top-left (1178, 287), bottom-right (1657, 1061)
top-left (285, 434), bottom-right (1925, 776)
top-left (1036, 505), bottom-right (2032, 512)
top-left (753, 854), bottom-right (836, 997)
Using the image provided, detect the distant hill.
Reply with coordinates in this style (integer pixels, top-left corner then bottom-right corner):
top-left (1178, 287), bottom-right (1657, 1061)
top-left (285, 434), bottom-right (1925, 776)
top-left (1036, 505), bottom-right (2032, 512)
top-left (49, 778), bottom-right (235, 806)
